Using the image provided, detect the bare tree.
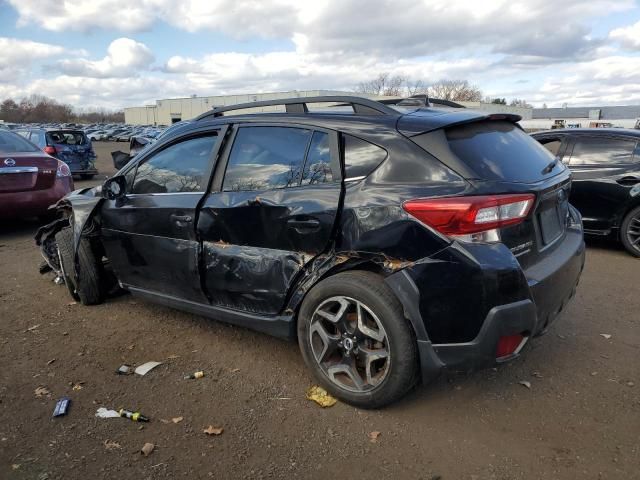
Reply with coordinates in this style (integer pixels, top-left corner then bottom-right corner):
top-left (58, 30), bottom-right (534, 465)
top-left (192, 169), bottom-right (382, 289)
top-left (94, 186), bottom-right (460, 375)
top-left (356, 73), bottom-right (407, 97)
top-left (509, 98), bottom-right (532, 108)
top-left (405, 79), bottom-right (427, 96)
top-left (427, 80), bottom-right (482, 102)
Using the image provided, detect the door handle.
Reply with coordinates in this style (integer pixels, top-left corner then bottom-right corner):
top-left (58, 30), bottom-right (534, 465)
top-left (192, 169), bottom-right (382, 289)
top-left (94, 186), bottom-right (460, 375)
top-left (616, 176), bottom-right (640, 186)
top-left (287, 218), bottom-right (320, 233)
top-left (170, 213), bottom-right (193, 226)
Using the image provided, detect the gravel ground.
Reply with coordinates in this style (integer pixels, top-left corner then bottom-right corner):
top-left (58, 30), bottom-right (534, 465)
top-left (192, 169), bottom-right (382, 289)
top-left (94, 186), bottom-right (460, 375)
top-left (0, 142), bottom-right (638, 479)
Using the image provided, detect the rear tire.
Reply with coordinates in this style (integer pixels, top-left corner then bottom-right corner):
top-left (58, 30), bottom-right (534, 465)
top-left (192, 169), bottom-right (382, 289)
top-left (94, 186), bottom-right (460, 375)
top-left (297, 271), bottom-right (418, 408)
top-left (620, 206), bottom-right (640, 258)
top-left (55, 227), bottom-right (105, 305)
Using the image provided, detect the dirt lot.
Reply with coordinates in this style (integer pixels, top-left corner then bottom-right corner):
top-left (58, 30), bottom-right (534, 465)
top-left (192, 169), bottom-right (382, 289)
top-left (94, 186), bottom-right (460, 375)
top-left (1, 142), bottom-right (638, 479)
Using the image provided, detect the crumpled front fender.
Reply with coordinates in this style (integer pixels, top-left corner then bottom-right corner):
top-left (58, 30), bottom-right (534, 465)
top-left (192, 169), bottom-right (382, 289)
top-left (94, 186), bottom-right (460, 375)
top-left (35, 187), bottom-right (104, 278)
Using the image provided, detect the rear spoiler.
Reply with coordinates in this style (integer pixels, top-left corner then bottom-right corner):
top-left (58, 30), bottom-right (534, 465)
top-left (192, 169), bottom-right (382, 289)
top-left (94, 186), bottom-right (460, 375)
top-left (397, 111), bottom-right (522, 137)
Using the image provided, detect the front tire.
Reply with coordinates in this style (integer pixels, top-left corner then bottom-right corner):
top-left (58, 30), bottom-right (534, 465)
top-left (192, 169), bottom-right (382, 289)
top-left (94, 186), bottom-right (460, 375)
top-left (55, 227), bottom-right (105, 305)
top-left (620, 206), bottom-right (640, 257)
top-left (297, 271), bottom-right (418, 408)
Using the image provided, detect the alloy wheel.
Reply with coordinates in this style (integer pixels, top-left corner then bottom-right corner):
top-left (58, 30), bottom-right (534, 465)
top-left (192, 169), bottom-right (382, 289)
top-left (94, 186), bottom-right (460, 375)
top-left (309, 296), bottom-right (390, 393)
top-left (625, 213), bottom-right (640, 254)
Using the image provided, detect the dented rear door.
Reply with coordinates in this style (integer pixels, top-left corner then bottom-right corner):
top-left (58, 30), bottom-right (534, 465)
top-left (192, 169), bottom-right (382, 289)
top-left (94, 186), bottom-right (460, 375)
top-left (197, 124), bottom-right (342, 314)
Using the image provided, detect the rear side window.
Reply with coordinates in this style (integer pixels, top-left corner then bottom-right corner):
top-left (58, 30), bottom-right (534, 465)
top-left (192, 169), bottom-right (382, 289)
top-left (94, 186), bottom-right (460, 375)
top-left (343, 135), bottom-right (387, 179)
top-left (223, 127), bottom-right (311, 191)
top-left (132, 134), bottom-right (217, 194)
top-left (569, 137), bottom-right (637, 166)
top-left (47, 131), bottom-right (87, 146)
top-left (0, 130), bottom-right (39, 153)
top-left (446, 121), bottom-right (561, 183)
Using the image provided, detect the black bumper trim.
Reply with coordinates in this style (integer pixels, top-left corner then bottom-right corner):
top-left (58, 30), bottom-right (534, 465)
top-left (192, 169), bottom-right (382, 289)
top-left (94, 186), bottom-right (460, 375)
top-left (432, 300), bottom-right (537, 373)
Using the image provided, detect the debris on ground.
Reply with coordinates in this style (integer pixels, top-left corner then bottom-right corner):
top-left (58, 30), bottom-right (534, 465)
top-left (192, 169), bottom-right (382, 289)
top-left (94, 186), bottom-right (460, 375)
top-left (67, 301), bottom-right (76, 306)
top-left (52, 397), bottom-right (70, 417)
top-left (184, 371), bottom-right (204, 380)
top-left (141, 442), bottom-right (155, 456)
top-left (532, 371), bottom-right (543, 378)
top-left (172, 416), bottom-right (183, 424)
top-left (519, 380), bottom-right (532, 389)
top-left (72, 383), bottom-right (83, 391)
top-left (203, 425), bottom-right (224, 436)
top-left (134, 361), bottom-right (162, 376)
top-left (305, 386), bottom-right (337, 407)
top-left (46, 358), bottom-right (56, 365)
top-left (95, 407), bottom-right (120, 419)
top-left (627, 381), bottom-right (635, 387)
top-left (119, 408), bottom-right (150, 422)
top-left (103, 440), bottom-right (121, 450)
top-left (35, 386), bottom-right (51, 398)
top-left (368, 431), bottom-right (381, 443)
top-left (26, 324), bottom-right (40, 332)
top-left (600, 333), bottom-right (612, 339)
top-left (116, 365), bottom-right (133, 375)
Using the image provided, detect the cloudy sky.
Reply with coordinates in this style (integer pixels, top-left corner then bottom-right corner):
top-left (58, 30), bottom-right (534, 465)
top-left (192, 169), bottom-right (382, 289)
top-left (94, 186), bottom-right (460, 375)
top-left (1, 0), bottom-right (640, 110)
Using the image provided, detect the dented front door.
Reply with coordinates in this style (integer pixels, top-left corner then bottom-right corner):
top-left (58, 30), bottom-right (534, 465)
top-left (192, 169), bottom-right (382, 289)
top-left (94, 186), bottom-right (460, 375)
top-left (197, 124), bottom-right (342, 314)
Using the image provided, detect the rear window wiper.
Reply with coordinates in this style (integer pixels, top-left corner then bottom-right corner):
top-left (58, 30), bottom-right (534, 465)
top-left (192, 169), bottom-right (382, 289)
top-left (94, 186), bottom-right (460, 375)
top-left (542, 157), bottom-right (559, 175)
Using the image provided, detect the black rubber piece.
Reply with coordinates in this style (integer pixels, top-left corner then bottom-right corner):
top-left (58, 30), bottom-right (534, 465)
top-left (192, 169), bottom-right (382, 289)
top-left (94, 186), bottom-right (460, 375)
top-left (620, 205), bottom-right (640, 258)
top-left (297, 270), bottom-right (419, 409)
top-left (55, 227), bottom-right (104, 305)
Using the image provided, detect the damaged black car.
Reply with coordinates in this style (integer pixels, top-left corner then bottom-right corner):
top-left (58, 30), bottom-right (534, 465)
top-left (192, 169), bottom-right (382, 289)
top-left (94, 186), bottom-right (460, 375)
top-left (36, 96), bottom-right (585, 408)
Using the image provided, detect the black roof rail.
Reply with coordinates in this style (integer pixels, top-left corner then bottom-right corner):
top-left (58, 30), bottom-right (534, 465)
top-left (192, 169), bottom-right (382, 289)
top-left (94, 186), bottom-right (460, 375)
top-left (379, 95), bottom-right (466, 109)
top-left (195, 95), bottom-right (399, 120)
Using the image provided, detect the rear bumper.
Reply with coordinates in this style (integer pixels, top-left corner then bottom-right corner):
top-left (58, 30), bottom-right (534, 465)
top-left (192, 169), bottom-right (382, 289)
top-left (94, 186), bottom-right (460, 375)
top-left (0, 177), bottom-right (73, 218)
top-left (386, 214), bottom-right (585, 382)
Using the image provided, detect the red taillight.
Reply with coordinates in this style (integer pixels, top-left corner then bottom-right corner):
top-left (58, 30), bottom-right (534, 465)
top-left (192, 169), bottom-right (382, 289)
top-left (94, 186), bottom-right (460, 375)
top-left (403, 194), bottom-right (535, 236)
top-left (43, 146), bottom-right (56, 155)
top-left (496, 334), bottom-right (526, 359)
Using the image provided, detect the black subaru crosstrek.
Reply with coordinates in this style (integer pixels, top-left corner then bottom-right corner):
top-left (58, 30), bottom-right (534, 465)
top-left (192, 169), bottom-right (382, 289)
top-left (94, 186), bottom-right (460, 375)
top-left (36, 96), bottom-right (585, 408)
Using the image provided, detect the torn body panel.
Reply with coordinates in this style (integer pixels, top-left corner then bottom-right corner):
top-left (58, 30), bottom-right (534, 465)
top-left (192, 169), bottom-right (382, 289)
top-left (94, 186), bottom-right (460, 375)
top-left (34, 187), bottom-right (104, 279)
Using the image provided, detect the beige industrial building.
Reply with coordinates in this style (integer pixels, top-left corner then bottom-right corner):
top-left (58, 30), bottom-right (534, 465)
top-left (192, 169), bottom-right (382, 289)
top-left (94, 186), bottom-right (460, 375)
top-left (124, 90), bottom-right (533, 125)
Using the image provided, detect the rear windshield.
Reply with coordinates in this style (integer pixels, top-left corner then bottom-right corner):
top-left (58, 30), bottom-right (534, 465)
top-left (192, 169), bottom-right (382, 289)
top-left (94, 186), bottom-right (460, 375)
top-left (0, 130), bottom-right (40, 153)
top-left (446, 121), bottom-right (562, 183)
top-left (47, 130), bottom-right (87, 146)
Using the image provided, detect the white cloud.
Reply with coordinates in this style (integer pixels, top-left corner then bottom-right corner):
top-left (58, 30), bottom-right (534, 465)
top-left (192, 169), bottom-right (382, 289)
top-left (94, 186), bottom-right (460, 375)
top-left (3, 1), bottom-right (640, 109)
top-left (0, 37), bottom-right (65, 82)
top-left (609, 20), bottom-right (640, 50)
top-left (56, 38), bottom-right (154, 78)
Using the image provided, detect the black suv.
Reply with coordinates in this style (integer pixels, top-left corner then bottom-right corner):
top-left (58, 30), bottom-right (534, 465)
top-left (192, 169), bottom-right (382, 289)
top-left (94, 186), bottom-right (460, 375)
top-left (532, 129), bottom-right (640, 257)
top-left (37, 96), bottom-right (585, 408)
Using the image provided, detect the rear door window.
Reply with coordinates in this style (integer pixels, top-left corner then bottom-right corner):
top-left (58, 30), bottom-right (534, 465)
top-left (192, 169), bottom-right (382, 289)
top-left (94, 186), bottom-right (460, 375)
top-left (568, 137), bottom-right (637, 166)
top-left (445, 121), bottom-right (562, 183)
top-left (301, 131), bottom-right (335, 185)
top-left (223, 126), bottom-right (311, 191)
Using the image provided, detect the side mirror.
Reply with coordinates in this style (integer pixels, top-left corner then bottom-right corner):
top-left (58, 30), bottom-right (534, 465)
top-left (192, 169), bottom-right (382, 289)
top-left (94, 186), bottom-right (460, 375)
top-left (102, 176), bottom-right (127, 200)
top-left (111, 150), bottom-right (132, 170)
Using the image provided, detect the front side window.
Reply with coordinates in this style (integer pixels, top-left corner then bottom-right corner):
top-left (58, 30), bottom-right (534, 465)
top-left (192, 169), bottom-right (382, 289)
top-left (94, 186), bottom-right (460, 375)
top-left (223, 127), bottom-right (311, 191)
top-left (569, 137), bottom-right (637, 166)
top-left (131, 134), bottom-right (217, 194)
